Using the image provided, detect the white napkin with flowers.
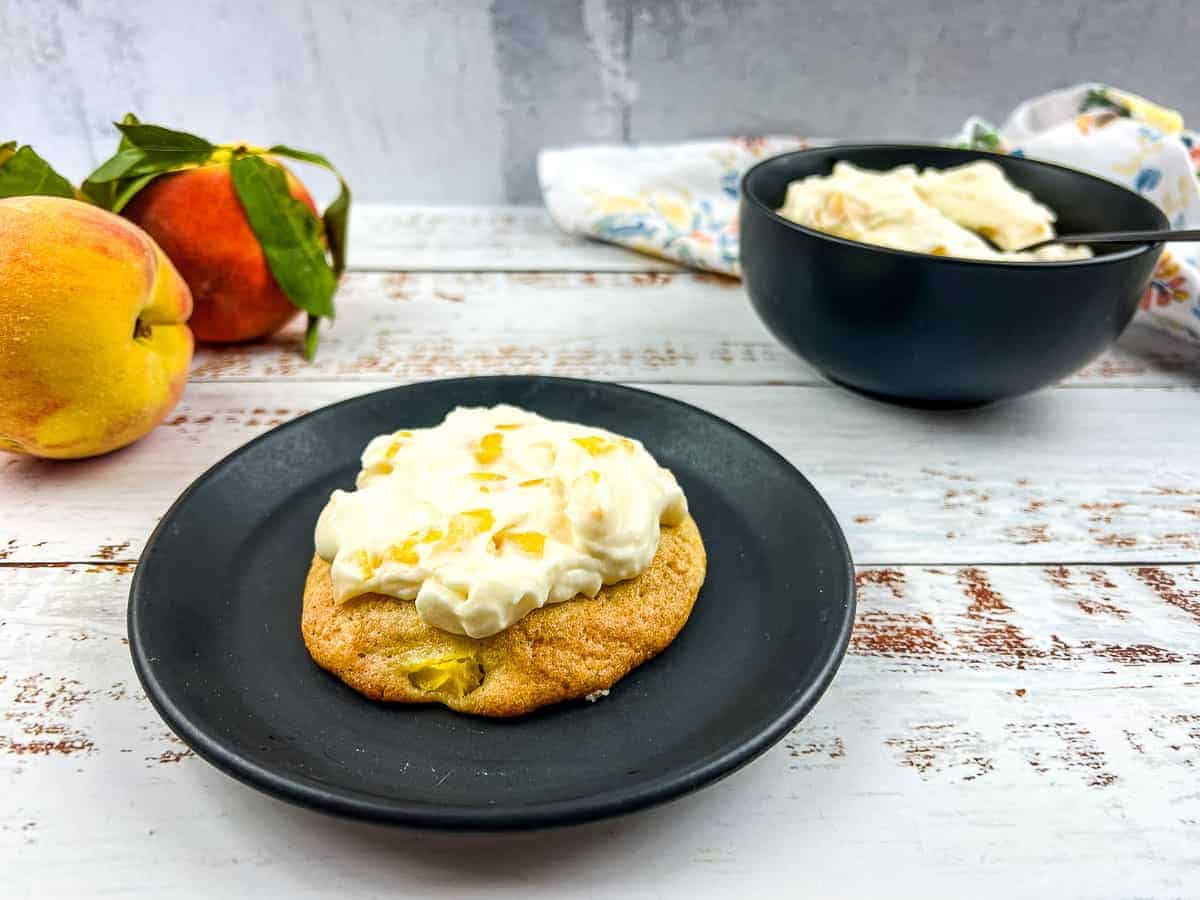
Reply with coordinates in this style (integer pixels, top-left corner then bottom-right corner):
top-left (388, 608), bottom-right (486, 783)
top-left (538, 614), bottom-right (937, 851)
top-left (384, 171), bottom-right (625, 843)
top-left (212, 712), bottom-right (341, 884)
top-left (538, 85), bottom-right (1200, 341)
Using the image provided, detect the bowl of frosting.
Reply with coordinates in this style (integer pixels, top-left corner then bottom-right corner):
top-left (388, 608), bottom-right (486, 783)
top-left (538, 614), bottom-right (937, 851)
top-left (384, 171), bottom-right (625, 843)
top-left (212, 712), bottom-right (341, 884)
top-left (739, 144), bottom-right (1168, 406)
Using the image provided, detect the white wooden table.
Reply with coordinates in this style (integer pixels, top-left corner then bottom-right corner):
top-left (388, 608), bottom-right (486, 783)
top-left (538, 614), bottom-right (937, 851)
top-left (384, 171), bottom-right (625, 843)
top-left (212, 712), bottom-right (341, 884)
top-left (3, 207), bottom-right (1198, 898)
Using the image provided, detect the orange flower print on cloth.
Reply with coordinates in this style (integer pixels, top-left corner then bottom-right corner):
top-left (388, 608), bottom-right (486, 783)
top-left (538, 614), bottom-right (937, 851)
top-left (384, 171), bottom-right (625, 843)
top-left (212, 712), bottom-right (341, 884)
top-left (1184, 132), bottom-right (1200, 178)
top-left (1141, 251), bottom-right (1191, 310)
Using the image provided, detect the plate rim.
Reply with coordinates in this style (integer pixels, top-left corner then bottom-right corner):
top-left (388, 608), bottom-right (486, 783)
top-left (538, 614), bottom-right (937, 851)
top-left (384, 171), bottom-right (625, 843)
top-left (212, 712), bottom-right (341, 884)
top-left (128, 375), bottom-right (856, 830)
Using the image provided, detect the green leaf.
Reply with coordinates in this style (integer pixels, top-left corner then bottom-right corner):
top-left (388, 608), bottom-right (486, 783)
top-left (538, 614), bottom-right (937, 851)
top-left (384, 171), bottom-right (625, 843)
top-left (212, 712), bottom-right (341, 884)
top-left (83, 114), bottom-right (140, 207)
top-left (117, 112), bottom-right (141, 138)
top-left (108, 173), bottom-right (161, 214)
top-left (83, 114), bottom-right (214, 211)
top-left (267, 144), bottom-right (352, 275)
top-left (101, 119), bottom-right (213, 180)
top-left (230, 154), bottom-right (337, 357)
top-left (84, 148), bottom-right (145, 184)
top-left (80, 178), bottom-right (117, 209)
top-left (0, 144), bottom-right (76, 199)
top-left (304, 314), bottom-right (321, 361)
top-left (1081, 87), bottom-right (1129, 118)
top-left (115, 121), bottom-right (213, 158)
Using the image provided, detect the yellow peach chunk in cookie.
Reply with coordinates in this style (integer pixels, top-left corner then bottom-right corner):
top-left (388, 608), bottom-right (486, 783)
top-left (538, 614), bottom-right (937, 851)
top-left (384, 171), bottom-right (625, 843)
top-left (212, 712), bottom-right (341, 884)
top-left (439, 509), bottom-right (495, 550)
top-left (474, 432), bottom-right (503, 464)
top-left (492, 529), bottom-right (546, 557)
top-left (403, 654), bottom-right (484, 698)
top-left (353, 548), bottom-right (382, 578)
top-left (573, 435), bottom-right (619, 456)
top-left (386, 527), bottom-right (445, 566)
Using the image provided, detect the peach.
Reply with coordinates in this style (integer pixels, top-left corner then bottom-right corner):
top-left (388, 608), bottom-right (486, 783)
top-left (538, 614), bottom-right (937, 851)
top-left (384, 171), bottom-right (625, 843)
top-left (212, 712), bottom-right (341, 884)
top-left (0, 196), bottom-right (193, 459)
top-left (123, 162), bottom-right (318, 343)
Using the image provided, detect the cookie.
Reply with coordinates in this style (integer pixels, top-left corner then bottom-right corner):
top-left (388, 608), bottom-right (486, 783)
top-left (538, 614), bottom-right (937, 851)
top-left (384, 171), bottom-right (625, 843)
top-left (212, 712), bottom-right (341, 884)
top-left (301, 515), bottom-right (706, 717)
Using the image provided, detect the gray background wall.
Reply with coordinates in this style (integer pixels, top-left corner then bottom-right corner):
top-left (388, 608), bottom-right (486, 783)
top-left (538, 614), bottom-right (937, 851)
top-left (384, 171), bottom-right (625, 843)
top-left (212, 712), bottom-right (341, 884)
top-left (3, 0), bottom-right (1197, 204)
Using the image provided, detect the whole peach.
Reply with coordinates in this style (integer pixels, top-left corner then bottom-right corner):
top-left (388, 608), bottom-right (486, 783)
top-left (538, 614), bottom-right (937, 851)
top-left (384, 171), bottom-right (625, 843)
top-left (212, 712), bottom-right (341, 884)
top-left (0, 196), bottom-right (193, 459)
top-left (122, 162), bottom-right (318, 343)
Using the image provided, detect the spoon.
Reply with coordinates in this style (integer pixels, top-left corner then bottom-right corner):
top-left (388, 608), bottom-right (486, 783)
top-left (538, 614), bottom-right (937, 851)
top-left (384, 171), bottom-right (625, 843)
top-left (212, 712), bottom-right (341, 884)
top-left (1023, 228), bottom-right (1200, 251)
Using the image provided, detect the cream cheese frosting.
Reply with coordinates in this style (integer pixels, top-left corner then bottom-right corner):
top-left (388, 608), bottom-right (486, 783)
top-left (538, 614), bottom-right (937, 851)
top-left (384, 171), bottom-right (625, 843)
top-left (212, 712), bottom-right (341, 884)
top-left (314, 404), bottom-right (688, 638)
top-left (776, 160), bottom-right (1091, 261)
top-left (914, 160), bottom-right (1055, 252)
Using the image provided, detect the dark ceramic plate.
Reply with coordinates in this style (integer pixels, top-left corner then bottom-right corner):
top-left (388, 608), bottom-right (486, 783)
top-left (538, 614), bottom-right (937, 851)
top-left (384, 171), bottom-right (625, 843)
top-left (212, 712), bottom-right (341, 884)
top-left (128, 376), bottom-right (854, 829)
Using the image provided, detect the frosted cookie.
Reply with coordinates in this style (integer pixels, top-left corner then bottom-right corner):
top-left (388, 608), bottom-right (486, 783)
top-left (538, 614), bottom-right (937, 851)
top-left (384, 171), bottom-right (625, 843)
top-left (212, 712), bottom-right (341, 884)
top-left (302, 404), bottom-right (706, 716)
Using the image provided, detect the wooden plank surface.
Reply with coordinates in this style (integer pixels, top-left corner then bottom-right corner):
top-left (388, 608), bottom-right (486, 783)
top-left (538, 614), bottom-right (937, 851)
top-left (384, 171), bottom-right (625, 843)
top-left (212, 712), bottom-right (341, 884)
top-left (3, 205), bottom-right (1199, 898)
top-left (2, 561), bottom-right (1196, 898)
top-left (192, 272), bottom-right (1200, 390)
top-left (347, 206), bottom-right (681, 272)
top-left (3, 382), bottom-right (1200, 566)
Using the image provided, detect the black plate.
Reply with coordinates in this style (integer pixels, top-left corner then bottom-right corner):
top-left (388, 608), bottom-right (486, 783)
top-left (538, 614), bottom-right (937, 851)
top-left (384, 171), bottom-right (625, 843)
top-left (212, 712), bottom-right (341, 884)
top-left (129, 376), bottom-right (855, 829)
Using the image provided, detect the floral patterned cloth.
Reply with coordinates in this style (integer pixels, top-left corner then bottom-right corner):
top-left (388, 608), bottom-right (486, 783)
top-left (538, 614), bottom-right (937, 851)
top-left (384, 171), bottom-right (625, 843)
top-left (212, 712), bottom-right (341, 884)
top-left (539, 136), bottom-right (811, 274)
top-left (538, 84), bottom-right (1200, 342)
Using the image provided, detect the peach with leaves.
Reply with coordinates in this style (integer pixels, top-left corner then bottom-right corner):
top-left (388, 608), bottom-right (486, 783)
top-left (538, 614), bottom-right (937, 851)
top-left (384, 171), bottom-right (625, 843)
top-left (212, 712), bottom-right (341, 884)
top-left (84, 116), bottom-right (350, 357)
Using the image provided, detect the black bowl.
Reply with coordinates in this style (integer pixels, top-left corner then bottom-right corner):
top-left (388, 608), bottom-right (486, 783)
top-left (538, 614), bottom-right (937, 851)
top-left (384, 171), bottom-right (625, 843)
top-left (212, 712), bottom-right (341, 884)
top-left (739, 144), bottom-right (1168, 407)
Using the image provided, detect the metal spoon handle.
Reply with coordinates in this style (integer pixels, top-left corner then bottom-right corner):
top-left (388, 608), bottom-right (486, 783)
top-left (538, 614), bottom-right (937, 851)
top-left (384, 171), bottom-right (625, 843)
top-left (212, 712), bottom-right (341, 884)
top-left (1033, 229), bottom-right (1200, 248)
